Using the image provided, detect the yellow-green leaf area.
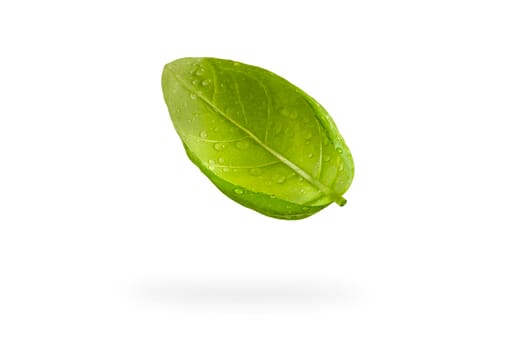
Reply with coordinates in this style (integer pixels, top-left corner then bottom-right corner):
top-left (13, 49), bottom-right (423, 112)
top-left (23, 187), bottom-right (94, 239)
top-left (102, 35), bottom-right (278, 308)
top-left (162, 57), bottom-right (354, 219)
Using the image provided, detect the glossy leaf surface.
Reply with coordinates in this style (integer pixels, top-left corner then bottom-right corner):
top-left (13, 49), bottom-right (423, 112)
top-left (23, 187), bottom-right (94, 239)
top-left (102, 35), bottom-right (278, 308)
top-left (162, 57), bottom-right (354, 219)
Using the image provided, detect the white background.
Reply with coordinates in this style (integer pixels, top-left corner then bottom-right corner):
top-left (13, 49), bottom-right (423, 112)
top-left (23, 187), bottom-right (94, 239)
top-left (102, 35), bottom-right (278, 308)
top-left (1, 0), bottom-right (523, 349)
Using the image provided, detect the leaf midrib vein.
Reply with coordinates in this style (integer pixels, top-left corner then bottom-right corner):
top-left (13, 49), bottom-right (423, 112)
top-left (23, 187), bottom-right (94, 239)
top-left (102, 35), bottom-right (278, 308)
top-left (173, 73), bottom-right (337, 201)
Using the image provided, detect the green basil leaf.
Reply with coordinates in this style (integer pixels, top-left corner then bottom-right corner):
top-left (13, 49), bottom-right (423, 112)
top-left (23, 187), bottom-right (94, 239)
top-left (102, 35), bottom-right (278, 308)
top-left (162, 57), bottom-right (354, 220)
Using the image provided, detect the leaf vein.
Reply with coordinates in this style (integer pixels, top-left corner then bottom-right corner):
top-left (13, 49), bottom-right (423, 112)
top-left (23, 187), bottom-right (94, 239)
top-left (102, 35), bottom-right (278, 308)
top-left (184, 133), bottom-right (248, 143)
top-left (213, 161), bottom-right (280, 169)
top-left (233, 78), bottom-right (248, 125)
top-left (209, 62), bottom-right (218, 103)
top-left (315, 118), bottom-right (323, 179)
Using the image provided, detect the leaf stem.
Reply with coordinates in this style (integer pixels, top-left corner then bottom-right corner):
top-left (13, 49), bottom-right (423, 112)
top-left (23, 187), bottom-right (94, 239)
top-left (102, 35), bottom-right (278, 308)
top-left (335, 196), bottom-right (347, 207)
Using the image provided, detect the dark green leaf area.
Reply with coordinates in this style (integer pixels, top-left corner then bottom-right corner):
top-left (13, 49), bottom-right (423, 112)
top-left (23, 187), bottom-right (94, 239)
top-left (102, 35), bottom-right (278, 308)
top-left (162, 57), bottom-right (354, 219)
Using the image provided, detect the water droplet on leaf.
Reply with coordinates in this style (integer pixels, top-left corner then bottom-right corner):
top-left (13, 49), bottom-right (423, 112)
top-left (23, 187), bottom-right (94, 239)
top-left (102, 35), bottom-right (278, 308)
top-left (249, 168), bottom-right (262, 176)
top-left (234, 188), bottom-right (244, 194)
top-left (213, 143), bottom-right (226, 151)
top-left (276, 175), bottom-right (286, 184)
top-left (235, 140), bottom-right (249, 150)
